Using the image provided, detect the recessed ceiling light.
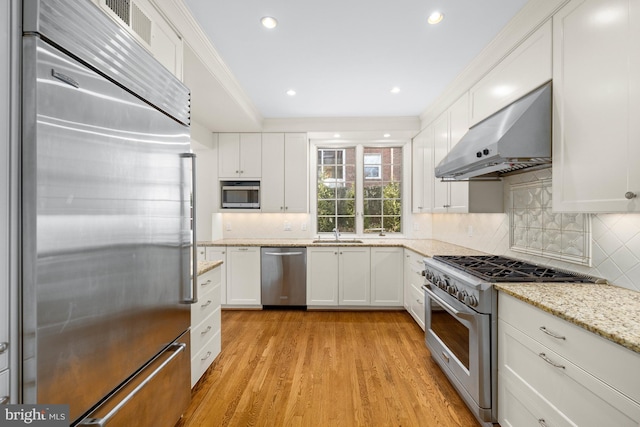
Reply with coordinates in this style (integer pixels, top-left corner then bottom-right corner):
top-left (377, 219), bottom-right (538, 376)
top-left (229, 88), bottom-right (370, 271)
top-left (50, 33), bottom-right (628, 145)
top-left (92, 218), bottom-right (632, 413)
top-left (333, 134), bottom-right (341, 138)
top-left (383, 133), bottom-right (391, 138)
top-left (428, 11), bottom-right (444, 25)
top-left (261, 16), bottom-right (278, 29)
top-left (390, 87), bottom-right (400, 94)
top-left (286, 89), bottom-right (296, 96)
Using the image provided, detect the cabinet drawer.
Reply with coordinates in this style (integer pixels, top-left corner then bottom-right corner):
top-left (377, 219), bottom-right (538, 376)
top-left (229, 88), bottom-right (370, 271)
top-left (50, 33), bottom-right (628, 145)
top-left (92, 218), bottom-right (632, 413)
top-left (191, 308), bottom-right (221, 356)
top-left (499, 292), bottom-right (640, 404)
top-left (500, 320), bottom-right (640, 426)
top-left (191, 281), bottom-right (221, 326)
top-left (197, 268), bottom-right (221, 299)
top-left (409, 284), bottom-right (425, 330)
top-left (0, 369), bottom-right (9, 404)
top-left (191, 330), bottom-right (221, 387)
top-left (499, 372), bottom-right (572, 427)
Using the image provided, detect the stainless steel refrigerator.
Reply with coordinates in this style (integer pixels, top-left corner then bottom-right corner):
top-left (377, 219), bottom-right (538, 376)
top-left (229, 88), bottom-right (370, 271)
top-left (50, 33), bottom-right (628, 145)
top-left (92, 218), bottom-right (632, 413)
top-left (21, 0), bottom-right (196, 425)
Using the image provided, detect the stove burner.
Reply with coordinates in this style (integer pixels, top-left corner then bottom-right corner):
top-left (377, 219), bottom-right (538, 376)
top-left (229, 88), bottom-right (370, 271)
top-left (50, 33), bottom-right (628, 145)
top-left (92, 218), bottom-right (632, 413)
top-left (432, 255), bottom-right (601, 283)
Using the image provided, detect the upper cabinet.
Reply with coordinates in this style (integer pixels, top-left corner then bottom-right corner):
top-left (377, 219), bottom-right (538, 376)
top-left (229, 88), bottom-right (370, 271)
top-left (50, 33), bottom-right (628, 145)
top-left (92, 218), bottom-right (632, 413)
top-left (411, 126), bottom-right (434, 213)
top-left (218, 133), bottom-right (262, 179)
top-left (95, 0), bottom-right (183, 79)
top-left (552, 0), bottom-right (640, 212)
top-left (261, 133), bottom-right (308, 213)
top-left (433, 93), bottom-right (472, 213)
top-left (469, 21), bottom-right (552, 126)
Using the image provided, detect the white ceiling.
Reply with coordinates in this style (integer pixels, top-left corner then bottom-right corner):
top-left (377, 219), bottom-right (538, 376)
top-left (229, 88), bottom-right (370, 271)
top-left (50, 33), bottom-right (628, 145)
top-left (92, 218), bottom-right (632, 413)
top-left (182, 0), bottom-right (529, 121)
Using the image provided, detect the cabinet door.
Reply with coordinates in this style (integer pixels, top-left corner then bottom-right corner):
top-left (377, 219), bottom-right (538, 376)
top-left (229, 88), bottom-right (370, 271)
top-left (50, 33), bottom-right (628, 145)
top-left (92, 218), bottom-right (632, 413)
top-left (338, 247), bottom-right (370, 305)
top-left (370, 247), bottom-right (403, 306)
top-left (218, 133), bottom-right (241, 178)
top-left (149, 9), bottom-right (183, 80)
top-left (260, 133), bottom-right (285, 213)
top-left (239, 133), bottom-right (261, 179)
top-left (307, 247), bottom-right (339, 305)
top-left (447, 93), bottom-right (470, 213)
top-left (283, 133), bottom-right (308, 213)
top-left (205, 246), bottom-right (227, 304)
top-left (411, 127), bottom-right (433, 213)
top-left (552, 0), bottom-right (640, 212)
top-left (226, 247), bottom-right (260, 305)
top-left (432, 113), bottom-right (449, 213)
top-left (409, 284), bottom-right (426, 331)
top-left (470, 21), bottom-right (552, 126)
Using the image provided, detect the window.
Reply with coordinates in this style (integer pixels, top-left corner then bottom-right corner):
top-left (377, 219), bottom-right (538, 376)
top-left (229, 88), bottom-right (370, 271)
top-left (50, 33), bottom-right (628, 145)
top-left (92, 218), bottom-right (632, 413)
top-left (315, 145), bottom-right (402, 235)
top-left (317, 148), bottom-right (356, 232)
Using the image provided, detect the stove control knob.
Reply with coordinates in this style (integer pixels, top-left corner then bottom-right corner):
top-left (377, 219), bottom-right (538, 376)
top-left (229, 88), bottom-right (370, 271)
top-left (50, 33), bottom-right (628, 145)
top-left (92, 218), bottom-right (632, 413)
top-left (457, 290), bottom-right (467, 302)
top-left (467, 295), bottom-right (478, 307)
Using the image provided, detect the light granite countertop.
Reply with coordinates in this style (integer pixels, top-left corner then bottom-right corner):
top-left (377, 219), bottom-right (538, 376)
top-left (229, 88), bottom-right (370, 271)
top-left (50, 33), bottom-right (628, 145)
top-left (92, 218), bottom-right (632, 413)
top-left (197, 260), bottom-right (223, 276)
top-left (496, 283), bottom-right (640, 354)
top-left (198, 238), bottom-right (487, 258)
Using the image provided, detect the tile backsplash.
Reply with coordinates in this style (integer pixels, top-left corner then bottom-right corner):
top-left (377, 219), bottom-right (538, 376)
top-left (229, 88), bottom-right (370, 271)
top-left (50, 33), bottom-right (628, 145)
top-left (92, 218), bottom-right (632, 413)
top-left (429, 169), bottom-right (640, 292)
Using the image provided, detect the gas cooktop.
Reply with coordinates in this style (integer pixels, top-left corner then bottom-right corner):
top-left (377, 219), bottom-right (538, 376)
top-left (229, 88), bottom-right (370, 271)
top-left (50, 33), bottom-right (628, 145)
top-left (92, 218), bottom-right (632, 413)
top-left (432, 255), bottom-right (603, 283)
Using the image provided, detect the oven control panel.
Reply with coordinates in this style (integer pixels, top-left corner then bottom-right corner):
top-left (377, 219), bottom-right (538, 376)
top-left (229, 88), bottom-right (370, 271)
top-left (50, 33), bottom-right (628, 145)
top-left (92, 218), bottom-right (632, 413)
top-left (426, 270), bottom-right (479, 307)
top-left (422, 263), bottom-right (493, 313)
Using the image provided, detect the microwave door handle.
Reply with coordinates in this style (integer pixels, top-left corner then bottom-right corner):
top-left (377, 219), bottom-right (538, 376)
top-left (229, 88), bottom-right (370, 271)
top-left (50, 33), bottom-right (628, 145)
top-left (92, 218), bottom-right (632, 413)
top-left (423, 285), bottom-right (475, 322)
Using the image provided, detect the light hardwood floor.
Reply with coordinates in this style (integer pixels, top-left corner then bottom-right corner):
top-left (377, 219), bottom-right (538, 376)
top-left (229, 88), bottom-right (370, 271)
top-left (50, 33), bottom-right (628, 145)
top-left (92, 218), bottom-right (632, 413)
top-left (176, 310), bottom-right (480, 427)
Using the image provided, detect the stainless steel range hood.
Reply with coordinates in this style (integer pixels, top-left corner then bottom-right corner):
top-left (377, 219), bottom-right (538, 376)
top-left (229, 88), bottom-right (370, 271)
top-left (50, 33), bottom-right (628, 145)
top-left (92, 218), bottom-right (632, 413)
top-left (435, 82), bottom-right (551, 180)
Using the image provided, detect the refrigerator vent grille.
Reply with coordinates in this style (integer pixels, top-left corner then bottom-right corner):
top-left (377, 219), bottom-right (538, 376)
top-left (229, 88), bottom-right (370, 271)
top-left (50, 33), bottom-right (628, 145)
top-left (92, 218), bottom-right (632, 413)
top-left (104, 0), bottom-right (152, 46)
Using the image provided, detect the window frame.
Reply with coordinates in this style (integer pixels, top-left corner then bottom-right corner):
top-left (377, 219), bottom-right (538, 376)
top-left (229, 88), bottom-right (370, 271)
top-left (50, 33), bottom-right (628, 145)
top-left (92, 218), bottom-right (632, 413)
top-left (310, 140), bottom-right (410, 237)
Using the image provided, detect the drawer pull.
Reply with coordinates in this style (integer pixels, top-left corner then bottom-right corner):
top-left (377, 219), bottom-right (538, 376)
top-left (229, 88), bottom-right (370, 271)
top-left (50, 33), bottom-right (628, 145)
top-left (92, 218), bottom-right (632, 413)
top-left (201, 351), bottom-right (212, 361)
top-left (201, 300), bottom-right (212, 308)
top-left (0, 396), bottom-right (8, 405)
top-left (539, 326), bottom-right (566, 340)
top-left (538, 419), bottom-right (548, 427)
top-left (200, 279), bottom-right (212, 287)
top-left (539, 353), bottom-right (565, 370)
top-left (0, 342), bottom-right (7, 354)
top-left (417, 299), bottom-right (423, 305)
top-left (442, 352), bottom-right (450, 363)
top-left (200, 326), bottom-right (212, 336)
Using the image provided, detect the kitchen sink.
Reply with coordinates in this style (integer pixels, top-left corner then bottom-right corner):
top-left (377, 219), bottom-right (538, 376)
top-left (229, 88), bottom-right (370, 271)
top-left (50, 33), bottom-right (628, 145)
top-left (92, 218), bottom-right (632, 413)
top-left (312, 239), bottom-right (364, 244)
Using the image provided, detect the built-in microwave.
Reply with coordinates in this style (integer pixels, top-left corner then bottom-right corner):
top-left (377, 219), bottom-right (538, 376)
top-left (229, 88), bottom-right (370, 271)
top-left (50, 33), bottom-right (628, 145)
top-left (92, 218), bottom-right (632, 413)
top-left (221, 181), bottom-right (260, 209)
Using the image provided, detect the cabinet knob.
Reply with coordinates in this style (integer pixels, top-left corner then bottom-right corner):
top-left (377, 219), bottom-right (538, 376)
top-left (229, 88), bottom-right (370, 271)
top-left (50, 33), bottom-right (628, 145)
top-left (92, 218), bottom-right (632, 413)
top-left (240, 170), bottom-right (244, 174)
top-left (285, 206), bottom-right (288, 210)
top-left (334, 252), bottom-right (338, 255)
top-left (0, 342), bottom-right (7, 354)
top-left (280, 207), bottom-right (284, 210)
top-left (625, 191), bottom-right (636, 200)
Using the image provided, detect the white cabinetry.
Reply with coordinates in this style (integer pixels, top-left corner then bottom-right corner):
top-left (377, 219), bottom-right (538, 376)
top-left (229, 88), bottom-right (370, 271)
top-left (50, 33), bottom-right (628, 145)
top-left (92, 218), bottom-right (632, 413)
top-left (433, 93), bottom-right (471, 213)
top-left (370, 247), bottom-right (403, 306)
top-left (190, 267), bottom-right (221, 387)
top-left (205, 246), bottom-right (227, 304)
top-left (552, 0), bottom-right (640, 212)
top-left (403, 250), bottom-right (426, 330)
top-left (498, 293), bottom-right (640, 426)
top-left (306, 246), bottom-right (371, 306)
top-left (97, 0), bottom-right (183, 79)
top-left (261, 133), bottom-right (308, 213)
top-left (469, 21), bottom-right (552, 126)
top-left (218, 133), bottom-right (262, 179)
top-left (411, 127), bottom-right (433, 213)
top-left (226, 246), bottom-right (261, 306)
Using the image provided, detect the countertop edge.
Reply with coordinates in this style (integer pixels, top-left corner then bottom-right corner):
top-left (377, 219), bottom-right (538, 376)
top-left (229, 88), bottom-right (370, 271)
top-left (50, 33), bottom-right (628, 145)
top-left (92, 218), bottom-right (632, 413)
top-left (196, 260), bottom-right (223, 276)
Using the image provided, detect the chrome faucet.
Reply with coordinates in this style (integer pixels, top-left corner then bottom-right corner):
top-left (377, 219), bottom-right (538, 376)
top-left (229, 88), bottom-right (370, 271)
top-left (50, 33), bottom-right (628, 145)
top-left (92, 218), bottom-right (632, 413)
top-left (332, 227), bottom-right (340, 241)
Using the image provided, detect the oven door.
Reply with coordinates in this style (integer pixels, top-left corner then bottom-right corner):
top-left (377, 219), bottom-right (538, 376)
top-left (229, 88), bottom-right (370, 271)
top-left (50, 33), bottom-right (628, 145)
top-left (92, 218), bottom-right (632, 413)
top-left (423, 285), bottom-right (492, 420)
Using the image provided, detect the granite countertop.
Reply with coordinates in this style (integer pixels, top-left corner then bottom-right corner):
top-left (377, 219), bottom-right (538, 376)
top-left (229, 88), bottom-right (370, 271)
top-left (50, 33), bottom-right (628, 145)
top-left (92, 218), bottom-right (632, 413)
top-left (197, 238), bottom-right (486, 258)
top-left (496, 283), bottom-right (640, 355)
top-left (197, 260), bottom-right (223, 276)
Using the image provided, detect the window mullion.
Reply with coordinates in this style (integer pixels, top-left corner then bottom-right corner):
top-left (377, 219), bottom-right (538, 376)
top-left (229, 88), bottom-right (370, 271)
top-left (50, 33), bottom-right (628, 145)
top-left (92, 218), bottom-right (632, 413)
top-left (355, 145), bottom-right (364, 235)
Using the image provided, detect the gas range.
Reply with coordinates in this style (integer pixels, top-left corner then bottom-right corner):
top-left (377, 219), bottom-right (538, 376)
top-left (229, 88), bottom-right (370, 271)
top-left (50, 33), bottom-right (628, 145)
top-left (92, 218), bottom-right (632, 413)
top-left (423, 255), bottom-right (602, 314)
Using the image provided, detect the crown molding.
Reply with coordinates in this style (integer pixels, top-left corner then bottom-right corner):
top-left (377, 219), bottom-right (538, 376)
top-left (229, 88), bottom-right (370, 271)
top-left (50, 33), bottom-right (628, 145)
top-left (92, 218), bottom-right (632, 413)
top-left (419, 0), bottom-right (569, 129)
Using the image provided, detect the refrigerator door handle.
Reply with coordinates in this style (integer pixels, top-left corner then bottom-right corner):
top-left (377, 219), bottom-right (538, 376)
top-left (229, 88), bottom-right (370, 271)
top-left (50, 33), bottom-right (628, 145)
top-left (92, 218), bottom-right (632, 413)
top-left (181, 152), bottom-right (198, 304)
top-left (79, 343), bottom-right (186, 426)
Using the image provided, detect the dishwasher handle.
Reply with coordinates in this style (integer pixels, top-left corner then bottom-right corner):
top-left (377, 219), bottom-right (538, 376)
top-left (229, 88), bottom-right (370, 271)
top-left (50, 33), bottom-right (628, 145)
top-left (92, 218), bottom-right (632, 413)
top-left (264, 251), bottom-right (304, 256)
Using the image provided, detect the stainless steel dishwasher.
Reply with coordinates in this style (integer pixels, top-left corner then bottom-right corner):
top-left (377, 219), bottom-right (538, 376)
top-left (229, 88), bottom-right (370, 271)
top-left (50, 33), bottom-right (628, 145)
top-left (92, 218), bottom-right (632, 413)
top-left (261, 247), bottom-right (307, 307)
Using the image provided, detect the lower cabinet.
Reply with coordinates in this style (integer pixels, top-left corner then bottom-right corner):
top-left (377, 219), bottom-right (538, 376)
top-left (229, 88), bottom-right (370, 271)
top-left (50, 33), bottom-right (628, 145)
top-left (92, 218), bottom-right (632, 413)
top-left (190, 267), bottom-right (222, 387)
top-left (226, 246), bottom-right (261, 306)
top-left (404, 249), bottom-right (425, 329)
top-left (370, 247), bottom-right (403, 306)
top-left (307, 246), bottom-right (404, 308)
top-left (498, 293), bottom-right (640, 426)
top-left (205, 246), bottom-right (227, 304)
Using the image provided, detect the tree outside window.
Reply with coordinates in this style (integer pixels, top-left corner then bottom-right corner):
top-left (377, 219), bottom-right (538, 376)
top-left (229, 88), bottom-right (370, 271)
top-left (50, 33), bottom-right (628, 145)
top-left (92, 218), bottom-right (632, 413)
top-left (317, 148), bottom-right (356, 232)
top-left (363, 147), bottom-right (402, 234)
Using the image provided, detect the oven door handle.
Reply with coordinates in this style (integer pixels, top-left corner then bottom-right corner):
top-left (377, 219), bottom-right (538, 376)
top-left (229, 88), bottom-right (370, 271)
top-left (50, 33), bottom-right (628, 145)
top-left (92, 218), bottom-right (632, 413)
top-left (423, 285), bottom-right (477, 322)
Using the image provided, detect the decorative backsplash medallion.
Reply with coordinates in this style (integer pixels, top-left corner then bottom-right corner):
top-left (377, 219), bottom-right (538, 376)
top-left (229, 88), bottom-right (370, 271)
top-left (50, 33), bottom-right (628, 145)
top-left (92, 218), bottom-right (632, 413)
top-left (510, 179), bottom-right (591, 266)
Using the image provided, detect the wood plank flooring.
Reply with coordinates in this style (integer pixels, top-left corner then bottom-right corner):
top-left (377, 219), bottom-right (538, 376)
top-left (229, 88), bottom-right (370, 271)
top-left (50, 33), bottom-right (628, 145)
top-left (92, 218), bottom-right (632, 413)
top-left (176, 310), bottom-right (480, 427)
